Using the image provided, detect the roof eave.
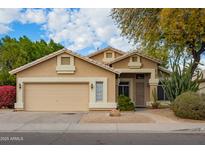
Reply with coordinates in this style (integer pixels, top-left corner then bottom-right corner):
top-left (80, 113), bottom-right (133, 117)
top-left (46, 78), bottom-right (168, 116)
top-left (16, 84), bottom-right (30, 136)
top-left (9, 48), bottom-right (67, 75)
top-left (9, 48), bottom-right (119, 75)
top-left (87, 47), bottom-right (125, 58)
top-left (108, 51), bottom-right (162, 65)
top-left (158, 66), bottom-right (171, 74)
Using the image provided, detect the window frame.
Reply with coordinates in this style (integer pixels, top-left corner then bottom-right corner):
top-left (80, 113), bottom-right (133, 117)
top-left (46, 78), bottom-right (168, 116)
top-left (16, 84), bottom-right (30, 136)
top-left (132, 56), bottom-right (139, 62)
top-left (157, 83), bottom-right (168, 101)
top-left (106, 52), bottom-right (113, 59)
top-left (118, 81), bottom-right (130, 97)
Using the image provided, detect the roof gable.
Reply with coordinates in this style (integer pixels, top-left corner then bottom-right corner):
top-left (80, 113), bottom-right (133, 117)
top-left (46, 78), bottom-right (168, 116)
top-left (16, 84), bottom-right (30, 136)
top-left (108, 50), bottom-right (162, 65)
top-left (87, 47), bottom-right (125, 58)
top-left (9, 48), bottom-right (119, 75)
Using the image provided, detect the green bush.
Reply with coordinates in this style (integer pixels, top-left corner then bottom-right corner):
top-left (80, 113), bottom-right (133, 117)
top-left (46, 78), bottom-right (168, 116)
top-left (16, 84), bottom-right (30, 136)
top-left (172, 91), bottom-right (205, 120)
top-left (117, 95), bottom-right (135, 111)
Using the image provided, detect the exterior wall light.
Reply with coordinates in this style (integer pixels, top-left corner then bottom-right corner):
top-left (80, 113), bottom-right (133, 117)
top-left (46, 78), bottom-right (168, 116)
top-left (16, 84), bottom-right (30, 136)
top-left (19, 83), bottom-right (22, 89)
top-left (91, 83), bottom-right (94, 89)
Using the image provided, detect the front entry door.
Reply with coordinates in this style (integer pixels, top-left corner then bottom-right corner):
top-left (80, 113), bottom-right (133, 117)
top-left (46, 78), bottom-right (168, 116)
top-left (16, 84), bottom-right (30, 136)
top-left (135, 82), bottom-right (145, 107)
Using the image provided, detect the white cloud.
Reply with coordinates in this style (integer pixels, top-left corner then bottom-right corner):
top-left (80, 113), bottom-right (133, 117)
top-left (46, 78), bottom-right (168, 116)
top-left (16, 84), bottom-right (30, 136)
top-left (109, 37), bottom-right (134, 51)
top-left (0, 8), bottom-right (134, 53)
top-left (0, 9), bottom-right (21, 24)
top-left (46, 9), bottom-right (70, 33)
top-left (20, 9), bottom-right (47, 24)
top-left (0, 9), bottom-right (21, 34)
top-left (0, 8), bottom-right (46, 34)
top-left (0, 24), bottom-right (11, 34)
top-left (44, 8), bottom-right (134, 52)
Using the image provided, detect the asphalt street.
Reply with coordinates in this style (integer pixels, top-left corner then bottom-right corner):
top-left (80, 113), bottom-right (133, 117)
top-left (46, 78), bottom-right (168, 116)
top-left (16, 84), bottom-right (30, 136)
top-left (0, 132), bottom-right (205, 145)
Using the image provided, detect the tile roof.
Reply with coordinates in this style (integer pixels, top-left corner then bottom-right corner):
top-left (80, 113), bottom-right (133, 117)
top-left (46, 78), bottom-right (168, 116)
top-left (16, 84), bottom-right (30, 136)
top-left (9, 48), bottom-right (120, 75)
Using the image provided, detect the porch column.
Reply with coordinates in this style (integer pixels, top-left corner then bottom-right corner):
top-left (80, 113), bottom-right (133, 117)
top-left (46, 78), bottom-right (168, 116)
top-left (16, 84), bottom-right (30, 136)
top-left (148, 78), bottom-right (159, 106)
top-left (15, 80), bottom-right (24, 111)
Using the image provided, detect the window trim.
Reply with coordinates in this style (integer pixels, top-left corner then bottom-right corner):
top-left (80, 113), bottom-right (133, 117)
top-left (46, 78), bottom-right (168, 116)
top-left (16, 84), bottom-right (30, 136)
top-left (132, 56), bottom-right (139, 62)
top-left (128, 55), bottom-right (142, 68)
top-left (118, 81), bottom-right (130, 97)
top-left (157, 84), bottom-right (168, 101)
top-left (103, 51), bottom-right (115, 62)
top-left (56, 54), bottom-right (75, 74)
top-left (118, 78), bottom-right (134, 102)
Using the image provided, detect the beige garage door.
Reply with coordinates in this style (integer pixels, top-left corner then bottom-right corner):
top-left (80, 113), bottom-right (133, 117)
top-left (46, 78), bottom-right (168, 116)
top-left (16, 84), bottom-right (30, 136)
top-left (24, 83), bottom-right (89, 111)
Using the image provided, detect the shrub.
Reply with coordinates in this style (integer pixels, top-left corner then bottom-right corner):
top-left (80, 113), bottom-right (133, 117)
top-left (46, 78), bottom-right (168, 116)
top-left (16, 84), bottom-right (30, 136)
top-left (161, 55), bottom-right (202, 102)
top-left (0, 86), bottom-right (16, 108)
top-left (172, 91), bottom-right (205, 120)
top-left (117, 95), bottom-right (135, 111)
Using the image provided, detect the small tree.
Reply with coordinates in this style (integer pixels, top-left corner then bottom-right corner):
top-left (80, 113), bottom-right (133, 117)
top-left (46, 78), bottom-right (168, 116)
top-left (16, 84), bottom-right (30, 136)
top-left (161, 55), bottom-right (203, 102)
top-left (111, 9), bottom-right (205, 74)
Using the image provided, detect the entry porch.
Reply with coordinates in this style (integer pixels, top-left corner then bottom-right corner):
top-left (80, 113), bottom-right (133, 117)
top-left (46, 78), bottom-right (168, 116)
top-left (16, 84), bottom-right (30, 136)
top-left (116, 69), bottom-right (159, 107)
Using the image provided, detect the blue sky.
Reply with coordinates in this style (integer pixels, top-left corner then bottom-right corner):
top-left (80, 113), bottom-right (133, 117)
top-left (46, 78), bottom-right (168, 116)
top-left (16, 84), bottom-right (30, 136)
top-left (0, 22), bottom-right (45, 41)
top-left (0, 8), bottom-right (133, 55)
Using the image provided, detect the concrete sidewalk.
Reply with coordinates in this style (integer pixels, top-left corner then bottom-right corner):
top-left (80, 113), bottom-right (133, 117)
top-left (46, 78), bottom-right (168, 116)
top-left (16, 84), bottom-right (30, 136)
top-left (66, 123), bottom-right (205, 133)
top-left (1, 122), bottom-right (205, 133)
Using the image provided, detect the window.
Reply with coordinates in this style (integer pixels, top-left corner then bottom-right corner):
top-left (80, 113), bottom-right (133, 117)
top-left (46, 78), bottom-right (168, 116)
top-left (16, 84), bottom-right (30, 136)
top-left (61, 57), bottom-right (70, 65)
top-left (96, 82), bottom-right (103, 102)
top-left (106, 53), bottom-right (113, 58)
top-left (119, 82), bottom-right (129, 97)
top-left (132, 56), bottom-right (138, 62)
top-left (157, 83), bottom-right (168, 101)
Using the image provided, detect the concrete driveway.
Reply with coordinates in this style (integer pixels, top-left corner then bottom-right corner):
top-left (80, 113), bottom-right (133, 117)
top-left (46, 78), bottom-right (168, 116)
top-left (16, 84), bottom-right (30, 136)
top-left (1, 110), bottom-right (205, 133)
top-left (0, 111), bottom-right (84, 132)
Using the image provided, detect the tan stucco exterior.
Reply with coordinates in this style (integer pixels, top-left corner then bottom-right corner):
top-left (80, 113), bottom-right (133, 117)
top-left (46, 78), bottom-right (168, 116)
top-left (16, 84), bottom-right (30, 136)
top-left (14, 51), bottom-right (118, 111)
top-left (89, 52), bottom-right (104, 63)
top-left (199, 82), bottom-right (205, 94)
top-left (110, 53), bottom-right (161, 106)
top-left (17, 53), bottom-right (116, 104)
top-left (111, 56), bottom-right (158, 70)
top-left (89, 49), bottom-right (124, 63)
top-left (115, 52), bottom-right (123, 58)
top-left (119, 73), bottom-right (150, 106)
top-left (12, 47), bottom-right (167, 111)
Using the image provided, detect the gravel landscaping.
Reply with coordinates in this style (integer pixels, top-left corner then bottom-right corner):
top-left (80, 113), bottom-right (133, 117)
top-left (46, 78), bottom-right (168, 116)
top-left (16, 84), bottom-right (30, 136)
top-left (80, 109), bottom-right (205, 123)
top-left (147, 108), bottom-right (205, 123)
top-left (80, 111), bottom-right (155, 123)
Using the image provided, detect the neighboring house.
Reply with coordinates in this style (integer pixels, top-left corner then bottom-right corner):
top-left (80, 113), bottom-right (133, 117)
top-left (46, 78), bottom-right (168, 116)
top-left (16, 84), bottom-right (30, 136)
top-left (199, 70), bottom-right (205, 94)
top-left (10, 47), bottom-right (169, 111)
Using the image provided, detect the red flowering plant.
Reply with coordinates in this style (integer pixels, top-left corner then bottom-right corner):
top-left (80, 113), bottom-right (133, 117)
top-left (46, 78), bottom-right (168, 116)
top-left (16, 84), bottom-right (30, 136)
top-left (0, 86), bottom-right (16, 108)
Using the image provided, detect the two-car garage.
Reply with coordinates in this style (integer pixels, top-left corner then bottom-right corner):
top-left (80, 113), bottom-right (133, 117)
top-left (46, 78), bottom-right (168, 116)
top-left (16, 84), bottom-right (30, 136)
top-left (10, 49), bottom-right (117, 111)
top-left (24, 83), bottom-right (89, 112)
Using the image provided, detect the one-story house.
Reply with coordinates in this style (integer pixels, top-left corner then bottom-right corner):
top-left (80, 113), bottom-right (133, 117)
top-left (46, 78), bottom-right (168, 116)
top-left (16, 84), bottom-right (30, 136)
top-left (10, 47), bottom-right (169, 111)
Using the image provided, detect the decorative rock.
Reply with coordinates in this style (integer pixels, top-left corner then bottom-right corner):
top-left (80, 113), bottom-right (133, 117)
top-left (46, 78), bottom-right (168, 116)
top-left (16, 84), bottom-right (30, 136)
top-left (109, 109), bottom-right (121, 117)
